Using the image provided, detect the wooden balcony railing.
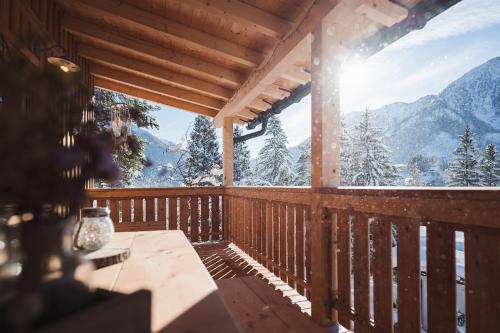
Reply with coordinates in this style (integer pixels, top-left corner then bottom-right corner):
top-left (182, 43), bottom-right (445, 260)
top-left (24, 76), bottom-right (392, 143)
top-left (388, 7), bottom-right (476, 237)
top-left (85, 186), bottom-right (500, 332)
top-left (317, 187), bottom-right (500, 333)
top-left (85, 187), bottom-right (224, 242)
top-left (224, 187), bottom-right (313, 297)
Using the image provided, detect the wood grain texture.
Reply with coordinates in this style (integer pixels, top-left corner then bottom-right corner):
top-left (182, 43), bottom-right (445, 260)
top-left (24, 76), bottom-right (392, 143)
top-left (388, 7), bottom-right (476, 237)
top-left (279, 203), bottom-right (287, 282)
top-left (372, 218), bottom-right (393, 333)
top-left (337, 211), bottom-right (352, 329)
top-left (191, 196), bottom-right (200, 242)
top-left (180, 197), bottom-right (189, 237)
top-left (426, 222), bottom-right (456, 333)
top-left (296, 207), bottom-right (305, 295)
top-left (465, 228), bottom-right (500, 333)
top-left (353, 214), bottom-right (370, 333)
top-left (287, 205), bottom-right (296, 289)
top-left (168, 197), bottom-right (177, 230)
top-left (396, 220), bottom-right (421, 333)
top-left (211, 195), bottom-right (221, 241)
top-left (201, 196), bottom-right (210, 242)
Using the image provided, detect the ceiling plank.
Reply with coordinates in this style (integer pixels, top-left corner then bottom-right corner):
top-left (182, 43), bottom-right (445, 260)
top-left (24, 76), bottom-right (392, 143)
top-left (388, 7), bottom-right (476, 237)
top-left (213, 0), bottom-right (341, 127)
top-left (94, 77), bottom-right (219, 118)
top-left (180, 0), bottom-right (294, 39)
top-left (90, 64), bottom-right (225, 110)
top-left (63, 16), bottom-right (244, 87)
top-left (355, 0), bottom-right (408, 27)
top-left (58, 0), bottom-right (263, 68)
top-left (78, 44), bottom-right (235, 100)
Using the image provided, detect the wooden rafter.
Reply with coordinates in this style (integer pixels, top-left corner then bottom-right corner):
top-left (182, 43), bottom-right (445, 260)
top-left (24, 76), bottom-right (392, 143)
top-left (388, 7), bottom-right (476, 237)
top-left (180, 0), bottom-right (294, 39)
top-left (90, 64), bottom-right (225, 111)
top-left (212, 0), bottom-right (340, 127)
top-left (94, 77), bottom-right (218, 118)
top-left (63, 16), bottom-right (244, 87)
top-left (58, 0), bottom-right (263, 68)
top-left (78, 44), bottom-right (235, 100)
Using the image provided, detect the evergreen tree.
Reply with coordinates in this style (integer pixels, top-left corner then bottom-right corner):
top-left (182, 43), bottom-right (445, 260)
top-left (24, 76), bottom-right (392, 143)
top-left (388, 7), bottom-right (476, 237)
top-left (340, 118), bottom-right (356, 186)
top-left (233, 126), bottom-right (252, 181)
top-left (256, 116), bottom-right (294, 185)
top-left (448, 125), bottom-right (480, 186)
top-left (294, 140), bottom-right (311, 186)
top-left (184, 115), bottom-right (222, 185)
top-left (94, 88), bottom-right (159, 187)
top-left (349, 109), bottom-right (398, 186)
top-left (480, 143), bottom-right (500, 186)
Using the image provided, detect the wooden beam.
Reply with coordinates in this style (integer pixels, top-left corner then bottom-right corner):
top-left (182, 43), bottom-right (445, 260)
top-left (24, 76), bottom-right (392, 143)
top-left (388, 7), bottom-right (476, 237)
top-left (59, 0), bottom-right (263, 68)
top-left (310, 17), bottom-right (342, 330)
top-left (223, 117), bottom-right (234, 186)
top-left (355, 0), bottom-right (408, 27)
top-left (262, 84), bottom-right (290, 100)
top-left (181, 0), bottom-right (294, 39)
top-left (78, 44), bottom-right (234, 100)
top-left (213, 0), bottom-right (340, 127)
top-left (62, 16), bottom-right (244, 87)
top-left (90, 63), bottom-right (224, 110)
top-left (94, 77), bottom-right (218, 117)
top-left (281, 65), bottom-right (311, 85)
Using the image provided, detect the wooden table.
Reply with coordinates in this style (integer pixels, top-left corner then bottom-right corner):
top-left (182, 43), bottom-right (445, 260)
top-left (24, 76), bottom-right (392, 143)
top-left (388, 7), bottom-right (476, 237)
top-left (88, 231), bottom-right (242, 333)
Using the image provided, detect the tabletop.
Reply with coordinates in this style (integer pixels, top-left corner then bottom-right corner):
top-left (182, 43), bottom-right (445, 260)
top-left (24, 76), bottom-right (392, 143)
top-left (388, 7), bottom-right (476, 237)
top-left (87, 230), bottom-right (241, 333)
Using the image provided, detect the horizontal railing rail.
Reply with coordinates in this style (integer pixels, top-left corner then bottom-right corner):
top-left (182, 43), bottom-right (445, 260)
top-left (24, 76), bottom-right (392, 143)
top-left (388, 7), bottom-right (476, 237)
top-left (85, 187), bottom-right (224, 242)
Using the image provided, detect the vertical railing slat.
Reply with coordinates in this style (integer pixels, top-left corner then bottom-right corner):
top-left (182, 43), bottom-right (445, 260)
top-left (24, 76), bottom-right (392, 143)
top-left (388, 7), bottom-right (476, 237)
top-left (122, 198), bottom-right (131, 225)
top-left (337, 210), bottom-right (352, 329)
top-left (266, 202), bottom-right (273, 271)
top-left (201, 196), bottom-right (209, 242)
top-left (279, 203), bottom-right (287, 282)
top-left (168, 197), bottom-right (177, 230)
top-left (191, 197), bottom-right (200, 242)
top-left (373, 218), bottom-right (393, 333)
top-left (146, 197), bottom-right (155, 224)
top-left (255, 200), bottom-right (262, 260)
top-left (134, 198), bottom-right (143, 224)
top-left (287, 205), bottom-right (296, 289)
top-left (396, 220), bottom-right (421, 333)
top-left (353, 214), bottom-right (370, 333)
top-left (180, 197), bottom-right (189, 237)
top-left (211, 195), bottom-right (220, 241)
top-left (273, 202), bottom-right (280, 276)
top-left (157, 197), bottom-right (166, 229)
top-left (109, 199), bottom-right (119, 226)
top-left (296, 206), bottom-right (305, 296)
top-left (465, 228), bottom-right (500, 332)
top-left (427, 222), bottom-right (456, 333)
top-left (305, 207), bottom-right (312, 299)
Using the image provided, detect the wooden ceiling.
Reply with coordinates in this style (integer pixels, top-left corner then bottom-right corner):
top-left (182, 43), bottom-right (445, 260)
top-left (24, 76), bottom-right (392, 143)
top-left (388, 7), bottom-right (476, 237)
top-left (56, 0), bottom-right (427, 126)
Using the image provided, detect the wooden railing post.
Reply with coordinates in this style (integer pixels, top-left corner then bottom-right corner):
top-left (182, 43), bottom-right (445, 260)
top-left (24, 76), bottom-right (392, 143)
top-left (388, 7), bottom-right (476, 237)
top-left (222, 116), bottom-right (234, 187)
top-left (310, 15), bottom-right (342, 330)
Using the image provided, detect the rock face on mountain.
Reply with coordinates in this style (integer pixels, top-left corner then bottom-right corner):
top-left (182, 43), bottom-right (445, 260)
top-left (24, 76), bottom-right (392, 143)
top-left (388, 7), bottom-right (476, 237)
top-left (343, 57), bottom-right (500, 163)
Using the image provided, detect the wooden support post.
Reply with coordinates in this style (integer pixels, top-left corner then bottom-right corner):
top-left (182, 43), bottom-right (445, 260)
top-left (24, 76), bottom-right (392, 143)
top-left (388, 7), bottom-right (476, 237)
top-left (223, 117), bottom-right (234, 186)
top-left (310, 17), bottom-right (342, 330)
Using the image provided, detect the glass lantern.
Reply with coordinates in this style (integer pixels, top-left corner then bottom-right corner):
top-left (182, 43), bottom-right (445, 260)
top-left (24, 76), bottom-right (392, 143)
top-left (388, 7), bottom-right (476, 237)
top-left (74, 207), bottom-right (114, 251)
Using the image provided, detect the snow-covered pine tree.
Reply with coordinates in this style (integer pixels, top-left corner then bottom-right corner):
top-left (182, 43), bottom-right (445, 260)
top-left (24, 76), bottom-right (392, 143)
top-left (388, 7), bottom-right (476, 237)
top-left (479, 143), bottom-right (500, 186)
top-left (233, 126), bottom-right (252, 182)
top-left (294, 139), bottom-right (311, 186)
top-left (255, 116), bottom-right (294, 185)
top-left (448, 125), bottom-right (480, 186)
top-left (340, 118), bottom-right (356, 186)
top-left (184, 115), bottom-right (222, 185)
top-left (349, 109), bottom-right (398, 186)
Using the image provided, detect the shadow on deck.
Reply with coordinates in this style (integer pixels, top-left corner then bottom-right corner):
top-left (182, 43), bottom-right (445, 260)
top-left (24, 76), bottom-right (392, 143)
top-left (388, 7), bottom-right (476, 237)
top-left (194, 242), bottom-right (351, 333)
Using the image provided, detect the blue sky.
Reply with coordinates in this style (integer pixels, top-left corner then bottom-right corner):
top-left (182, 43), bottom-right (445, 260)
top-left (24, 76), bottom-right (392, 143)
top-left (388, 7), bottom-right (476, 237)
top-left (144, 0), bottom-right (500, 158)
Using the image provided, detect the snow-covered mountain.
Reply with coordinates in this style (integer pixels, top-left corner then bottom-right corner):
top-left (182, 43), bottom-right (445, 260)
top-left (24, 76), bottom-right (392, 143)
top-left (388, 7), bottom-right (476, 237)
top-left (131, 126), bottom-right (184, 187)
top-left (343, 57), bottom-right (500, 163)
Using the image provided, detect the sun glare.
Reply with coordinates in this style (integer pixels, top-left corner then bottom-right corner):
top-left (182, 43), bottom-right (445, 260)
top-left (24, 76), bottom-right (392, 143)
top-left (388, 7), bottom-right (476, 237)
top-left (340, 60), bottom-right (376, 113)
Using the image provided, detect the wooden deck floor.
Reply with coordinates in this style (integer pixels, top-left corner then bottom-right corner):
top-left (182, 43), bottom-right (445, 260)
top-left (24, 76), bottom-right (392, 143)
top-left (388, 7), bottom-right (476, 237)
top-left (193, 242), bottom-right (351, 333)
